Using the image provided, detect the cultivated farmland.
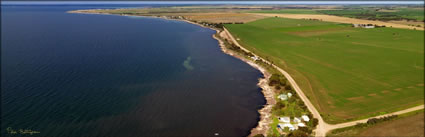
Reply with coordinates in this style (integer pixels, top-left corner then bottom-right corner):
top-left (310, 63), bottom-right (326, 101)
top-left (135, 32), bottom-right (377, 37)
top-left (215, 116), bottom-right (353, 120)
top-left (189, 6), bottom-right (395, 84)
top-left (225, 17), bottom-right (424, 123)
top-left (358, 112), bottom-right (424, 136)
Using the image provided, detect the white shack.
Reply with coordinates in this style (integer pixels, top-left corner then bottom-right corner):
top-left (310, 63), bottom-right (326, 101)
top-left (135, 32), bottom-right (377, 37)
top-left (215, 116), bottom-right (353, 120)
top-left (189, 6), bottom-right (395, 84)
top-left (294, 117), bottom-right (301, 123)
top-left (279, 117), bottom-right (291, 123)
top-left (298, 123), bottom-right (306, 127)
top-left (251, 56), bottom-right (259, 61)
top-left (278, 94), bottom-right (288, 101)
top-left (278, 123), bottom-right (297, 131)
top-left (301, 115), bottom-right (310, 122)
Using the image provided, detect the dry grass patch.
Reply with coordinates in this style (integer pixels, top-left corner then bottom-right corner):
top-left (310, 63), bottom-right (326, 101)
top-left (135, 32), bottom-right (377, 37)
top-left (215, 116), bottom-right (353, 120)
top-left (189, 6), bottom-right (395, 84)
top-left (346, 96), bottom-right (365, 101)
top-left (359, 112), bottom-right (424, 137)
top-left (368, 93), bottom-right (377, 97)
top-left (179, 13), bottom-right (267, 23)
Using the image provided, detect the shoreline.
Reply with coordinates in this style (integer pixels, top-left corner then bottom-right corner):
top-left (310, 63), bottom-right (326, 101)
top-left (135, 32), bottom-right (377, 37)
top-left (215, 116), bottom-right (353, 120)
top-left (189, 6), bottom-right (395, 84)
top-left (214, 30), bottom-right (276, 136)
top-left (69, 10), bottom-right (276, 136)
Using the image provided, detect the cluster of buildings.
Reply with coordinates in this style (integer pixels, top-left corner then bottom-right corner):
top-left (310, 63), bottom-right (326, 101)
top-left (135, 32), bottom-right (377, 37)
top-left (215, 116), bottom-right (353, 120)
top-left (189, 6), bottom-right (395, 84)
top-left (277, 115), bottom-right (310, 131)
top-left (276, 92), bottom-right (310, 131)
top-left (352, 24), bottom-right (376, 28)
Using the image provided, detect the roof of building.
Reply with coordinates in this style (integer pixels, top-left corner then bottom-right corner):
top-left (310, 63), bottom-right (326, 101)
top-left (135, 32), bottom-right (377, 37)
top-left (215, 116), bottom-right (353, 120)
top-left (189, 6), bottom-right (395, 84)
top-left (278, 94), bottom-right (288, 100)
top-left (287, 93), bottom-right (292, 97)
top-left (294, 117), bottom-right (301, 123)
top-left (301, 115), bottom-right (310, 121)
top-left (279, 117), bottom-right (291, 123)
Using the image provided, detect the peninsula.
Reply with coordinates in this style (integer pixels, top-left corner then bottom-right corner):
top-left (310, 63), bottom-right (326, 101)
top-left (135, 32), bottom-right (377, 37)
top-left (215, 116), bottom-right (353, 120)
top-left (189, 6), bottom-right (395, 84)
top-left (69, 5), bottom-right (424, 137)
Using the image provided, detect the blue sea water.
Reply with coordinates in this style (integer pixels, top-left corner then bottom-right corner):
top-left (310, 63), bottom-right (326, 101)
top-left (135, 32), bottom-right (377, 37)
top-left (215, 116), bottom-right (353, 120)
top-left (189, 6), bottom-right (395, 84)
top-left (1, 5), bottom-right (266, 137)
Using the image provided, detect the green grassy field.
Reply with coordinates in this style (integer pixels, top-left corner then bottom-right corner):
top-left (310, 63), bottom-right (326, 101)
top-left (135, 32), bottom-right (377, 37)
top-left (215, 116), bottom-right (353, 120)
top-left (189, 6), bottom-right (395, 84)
top-left (225, 17), bottom-right (424, 123)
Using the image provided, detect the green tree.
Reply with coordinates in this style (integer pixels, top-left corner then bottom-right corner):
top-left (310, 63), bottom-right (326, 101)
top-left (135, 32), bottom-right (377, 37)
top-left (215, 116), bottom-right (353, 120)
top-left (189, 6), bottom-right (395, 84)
top-left (253, 134), bottom-right (265, 137)
top-left (298, 127), bottom-right (312, 134)
top-left (312, 118), bottom-right (319, 127)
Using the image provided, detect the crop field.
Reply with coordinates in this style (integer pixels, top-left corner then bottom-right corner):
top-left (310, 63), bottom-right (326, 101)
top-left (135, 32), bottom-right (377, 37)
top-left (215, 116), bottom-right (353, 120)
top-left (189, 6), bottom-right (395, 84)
top-left (247, 9), bottom-right (321, 14)
top-left (318, 7), bottom-right (424, 21)
top-left (71, 8), bottom-right (267, 23)
top-left (225, 17), bottom-right (424, 123)
top-left (328, 110), bottom-right (424, 136)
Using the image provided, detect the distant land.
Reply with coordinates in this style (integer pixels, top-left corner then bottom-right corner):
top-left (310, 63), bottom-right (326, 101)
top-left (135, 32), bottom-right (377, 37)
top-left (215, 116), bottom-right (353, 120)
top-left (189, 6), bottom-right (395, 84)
top-left (2, 1), bottom-right (424, 5)
top-left (2, 0), bottom-right (424, 1)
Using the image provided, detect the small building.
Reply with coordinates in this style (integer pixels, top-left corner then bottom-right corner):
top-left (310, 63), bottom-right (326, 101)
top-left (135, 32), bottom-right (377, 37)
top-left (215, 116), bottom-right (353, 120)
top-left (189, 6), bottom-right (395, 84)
top-left (278, 94), bottom-right (288, 101)
top-left (301, 115), bottom-right (310, 122)
top-left (278, 123), bottom-right (296, 131)
top-left (287, 93), bottom-right (293, 98)
top-left (288, 125), bottom-right (296, 131)
top-left (364, 25), bottom-right (375, 29)
top-left (279, 117), bottom-right (291, 123)
top-left (298, 123), bottom-right (306, 127)
top-left (294, 117), bottom-right (301, 123)
top-left (277, 123), bottom-right (286, 130)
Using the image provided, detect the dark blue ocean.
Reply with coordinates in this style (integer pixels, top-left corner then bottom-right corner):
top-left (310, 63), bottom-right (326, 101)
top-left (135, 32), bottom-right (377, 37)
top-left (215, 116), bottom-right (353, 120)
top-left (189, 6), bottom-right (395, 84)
top-left (1, 4), bottom-right (265, 137)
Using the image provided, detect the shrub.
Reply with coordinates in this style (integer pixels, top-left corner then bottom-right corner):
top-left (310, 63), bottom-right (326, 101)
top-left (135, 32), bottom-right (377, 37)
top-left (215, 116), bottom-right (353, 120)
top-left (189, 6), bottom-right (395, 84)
top-left (269, 74), bottom-right (281, 86)
top-left (312, 118), bottom-right (319, 127)
top-left (287, 130), bottom-right (309, 137)
top-left (274, 101), bottom-right (286, 110)
top-left (275, 85), bottom-right (281, 90)
top-left (253, 134), bottom-right (265, 137)
top-left (298, 127), bottom-right (312, 134)
top-left (269, 74), bottom-right (289, 88)
top-left (366, 115), bottom-right (398, 125)
top-left (285, 85), bottom-right (292, 90)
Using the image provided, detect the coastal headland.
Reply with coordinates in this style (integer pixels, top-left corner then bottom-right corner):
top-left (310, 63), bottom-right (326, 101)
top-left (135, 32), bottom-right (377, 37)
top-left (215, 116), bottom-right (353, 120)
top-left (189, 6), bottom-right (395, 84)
top-left (69, 5), bottom-right (424, 137)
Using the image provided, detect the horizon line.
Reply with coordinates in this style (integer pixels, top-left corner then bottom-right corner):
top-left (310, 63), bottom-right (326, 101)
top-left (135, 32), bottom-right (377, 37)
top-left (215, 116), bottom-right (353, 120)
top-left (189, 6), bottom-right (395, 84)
top-left (2, 1), bottom-right (424, 5)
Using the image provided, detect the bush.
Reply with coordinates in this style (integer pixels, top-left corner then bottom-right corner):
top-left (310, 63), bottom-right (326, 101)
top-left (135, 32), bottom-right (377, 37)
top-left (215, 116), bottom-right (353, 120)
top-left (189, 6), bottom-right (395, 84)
top-left (274, 101), bottom-right (286, 110)
top-left (366, 118), bottom-right (379, 124)
top-left (286, 130), bottom-right (309, 137)
top-left (269, 74), bottom-right (281, 86)
top-left (298, 127), bottom-right (312, 134)
top-left (312, 118), bottom-right (319, 127)
top-left (285, 85), bottom-right (292, 90)
top-left (253, 134), bottom-right (264, 137)
top-left (269, 74), bottom-right (289, 88)
top-left (366, 115), bottom-right (398, 125)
